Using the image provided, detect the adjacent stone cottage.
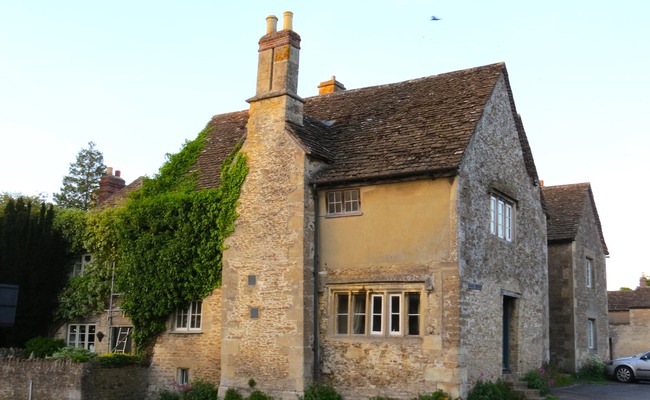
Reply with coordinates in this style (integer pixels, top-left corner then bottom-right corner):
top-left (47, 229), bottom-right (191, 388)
top-left (608, 275), bottom-right (650, 359)
top-left (542, 183), bottom-right (609, 372)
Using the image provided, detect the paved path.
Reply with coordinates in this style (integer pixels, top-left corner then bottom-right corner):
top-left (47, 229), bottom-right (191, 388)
top-left (550, 380), bottom-right (650, 400)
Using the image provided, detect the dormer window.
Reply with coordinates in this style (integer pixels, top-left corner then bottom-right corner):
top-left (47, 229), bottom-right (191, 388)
top-left (326, 189), bottom-right (361, 216)
top-left (490, 194), bottom-right (515, 242)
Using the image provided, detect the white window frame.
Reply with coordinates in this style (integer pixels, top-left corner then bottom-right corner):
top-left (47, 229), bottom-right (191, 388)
top-left (389, 294), bottom-right (402, 335)
top-left (370, 294), bottom-right (384, 335)
top-left (177, 368), bottom-right (190, 385)
top-left (67, 323), bottom-right (96, 351)
top-left (72, 254), bottom-right (92, 277)
top-left (586, 258), bottom-right (593, 288)
top-left (174, 301), bottom-right (202, 332)
top-left (587, 319), bottom-right (596, 349)
top-left (333, 287), bottom-right (422, 338)
top-left (490, 194), bottom-right (514, 242)
top-left (326, 189), bottom-right (361, 216)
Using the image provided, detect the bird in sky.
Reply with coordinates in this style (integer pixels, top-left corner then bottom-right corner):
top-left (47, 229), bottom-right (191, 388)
top-left (431, 16), bottom-right (441, 21)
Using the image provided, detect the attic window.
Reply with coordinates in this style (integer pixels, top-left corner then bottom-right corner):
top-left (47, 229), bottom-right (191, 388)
top-left (326, 189), bottom-right (361, 216)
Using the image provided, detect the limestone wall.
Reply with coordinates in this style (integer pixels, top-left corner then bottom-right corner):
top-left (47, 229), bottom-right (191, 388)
top-left (0, 360), bottom-right (147, 400)
top-left (220, 94), bottom-right (315, 399)
top-left (147, 289), bottom-right (221, 397)
top-left (570, 200), bottom-right (609, 369)
top-left (548, 242), bottom-right (577, 371)
top-left (457, 73), bottom-right (548, 390)
top-left (609, 308), bottom-right (650, 359)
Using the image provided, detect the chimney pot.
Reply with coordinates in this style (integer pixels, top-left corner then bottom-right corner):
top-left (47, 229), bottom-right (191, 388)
top-left (641, 273), bottom-right (647, 288)
top-left (106, 167), bottom-right (114, 176)
top-left (266, 15), bottom-right (278, 34)
top-left (283, 11), bottom-right (293, 31)
top-left (115, 170), bottom-right (121, 177)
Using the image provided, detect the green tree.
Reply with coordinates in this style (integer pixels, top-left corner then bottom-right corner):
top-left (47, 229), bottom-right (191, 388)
top-left (54, 141), bottom-right (106, 210)
top-left (0, 196), bottom-right (72, 347)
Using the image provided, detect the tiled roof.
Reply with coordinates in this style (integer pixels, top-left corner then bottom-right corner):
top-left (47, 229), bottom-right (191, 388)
top-left (304, 63), bottom-right (517, 185)
top-left (193, 63), bottom-right (539, 189)
top-left (542, 183), bottom-right (608, 255)
top-left (196, 110), bottom-right (248, 189)
top-left (608, 287), bottom-right (650, 311)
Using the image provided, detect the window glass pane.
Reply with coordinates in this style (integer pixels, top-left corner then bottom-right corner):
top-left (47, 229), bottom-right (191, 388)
top-left (390, 295), bottom-right (401, 334)
top-left (497, 200), bottom-right (504, 238)
top-left (327, 192), bottom-right (343, 214)
top-left (505, 204), bottom-right (512, 241)
top-left (344, 190), bottom-right (359, 213)
top-left (371, 295), bottom-right (383, 334)
top-left (490, 196), bottom-right (497, 234)
top-left (352, 293), bottom-right (366, 334)
top-left (337, 294), bottom-right (349, 334)
top-left (407, 293), bottom-right (420, 335)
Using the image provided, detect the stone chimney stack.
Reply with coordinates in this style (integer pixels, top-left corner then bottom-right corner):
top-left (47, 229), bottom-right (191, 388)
top-left (98, 167), bottom-right (125, 205)
top-left (248, 11), bottom-right (303, 125)
top-left (220, 12), bottom-right (314, 397)
top-left (318, 76), bottom-right (346, 95)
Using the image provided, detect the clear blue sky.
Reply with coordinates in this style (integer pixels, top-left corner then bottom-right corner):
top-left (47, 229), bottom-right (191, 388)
top-left (1, 1), bottom-right (648, 290)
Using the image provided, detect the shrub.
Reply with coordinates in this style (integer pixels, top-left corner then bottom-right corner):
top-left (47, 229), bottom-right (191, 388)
top-left (48, 346), bottom-right (97, 362)
top-left (300, 383), bottom-right (342, 400)
top-left (187, 379), bottom-right (218, 400)
top-left (414, 391), bottom-right (455, 400)
top-left (248, 390), bottom-right (274, 400)
top-left (576, 356), bottom-right (606, 381)
top-left (467, 379), bottom-right (524, 400)
top-left (224, 388), bottom-right (244, 400)
top-left (523, 365), bottom-right (553, 395)
top-left (97, 352), bottom-right (141, 367)
top-left (158, 379), bottom-right (218, 400)
top-left (24, 337), bottom-right (65, 358)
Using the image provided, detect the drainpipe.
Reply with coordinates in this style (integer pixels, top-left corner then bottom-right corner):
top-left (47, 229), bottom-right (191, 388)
top-left (312, 184), bottom-right (320, 381)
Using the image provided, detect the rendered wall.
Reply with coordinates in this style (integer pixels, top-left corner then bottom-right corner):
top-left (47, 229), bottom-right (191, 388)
top-left (318, 178), bottom-right (462, 399)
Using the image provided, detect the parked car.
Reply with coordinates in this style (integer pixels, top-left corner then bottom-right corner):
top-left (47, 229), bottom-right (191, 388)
top-left (606, 350), bottom-right (650, 382)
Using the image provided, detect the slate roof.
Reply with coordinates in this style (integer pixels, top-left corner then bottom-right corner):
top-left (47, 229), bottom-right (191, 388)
top-left (542, 183), bottom-right (608, 255)
top-left (194, 62), bottom-right (539, 190)
top-left (608, 287), bottom-right (650, 311)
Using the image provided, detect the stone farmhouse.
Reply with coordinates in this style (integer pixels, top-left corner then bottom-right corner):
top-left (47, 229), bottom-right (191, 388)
top-left (608, 275), bottom-right (650, 359)
top-left (541, 183), bottom-right (609, 373)
top-left (50, 11), bottom-right (610, 400)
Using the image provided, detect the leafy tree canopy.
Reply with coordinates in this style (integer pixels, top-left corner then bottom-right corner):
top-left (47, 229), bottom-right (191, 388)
top-left (54, 141), bottom-right (106, 210)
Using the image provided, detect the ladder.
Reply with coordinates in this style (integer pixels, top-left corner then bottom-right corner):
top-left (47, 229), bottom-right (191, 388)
top-left (107, 262), bottom-right (133, 353)
top-left (111, 326), bottom-right (132, 353)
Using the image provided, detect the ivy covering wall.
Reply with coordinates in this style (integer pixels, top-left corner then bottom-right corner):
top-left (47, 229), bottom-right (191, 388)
top-left (56, 126), bottom-right (248, 351)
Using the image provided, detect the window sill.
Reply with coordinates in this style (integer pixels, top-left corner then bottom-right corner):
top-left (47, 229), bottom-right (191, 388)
top-left (169, 330), bottom-right (203, 335)
top-left (325, 212), bottom-right (363, 218)
top-left (329, 334), bottom-right (422, 342)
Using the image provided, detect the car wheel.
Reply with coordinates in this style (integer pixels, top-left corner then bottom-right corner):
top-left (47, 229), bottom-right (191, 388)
top-left (615, 366), bottom-right (634, 383)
